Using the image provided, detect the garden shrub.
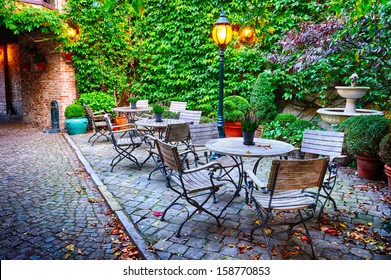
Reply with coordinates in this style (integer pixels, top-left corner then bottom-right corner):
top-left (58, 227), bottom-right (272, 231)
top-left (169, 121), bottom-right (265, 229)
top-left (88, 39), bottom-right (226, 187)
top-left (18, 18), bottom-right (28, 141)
top-left (263, 113), bottom-right (317, 147)
top-left (274, 113), bottom-right (297, 126)
top-left (77, 91), bottom-right (116, 113)
top-left (338, 115), bottom-right (391, 158)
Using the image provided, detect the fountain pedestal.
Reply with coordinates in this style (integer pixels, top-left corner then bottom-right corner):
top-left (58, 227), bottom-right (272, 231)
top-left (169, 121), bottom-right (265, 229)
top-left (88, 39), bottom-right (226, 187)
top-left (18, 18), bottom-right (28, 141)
top-left (317, 84), bottom-right (383, 124)
top-left (335, 86), bottom-right (370, 114)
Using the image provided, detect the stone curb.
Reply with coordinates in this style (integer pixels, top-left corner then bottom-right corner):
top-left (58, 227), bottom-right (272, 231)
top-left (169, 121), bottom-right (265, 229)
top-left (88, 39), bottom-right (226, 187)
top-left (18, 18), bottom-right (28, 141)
top-left (63, 132), bottom-right (158, 260)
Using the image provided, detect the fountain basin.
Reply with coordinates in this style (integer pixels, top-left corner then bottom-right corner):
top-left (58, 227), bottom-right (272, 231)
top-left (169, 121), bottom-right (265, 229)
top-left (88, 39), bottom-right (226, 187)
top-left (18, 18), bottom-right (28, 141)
top-left (317, 108), bottom-right (384, 124)
top-left (335, 86), bottom-right (370, 99)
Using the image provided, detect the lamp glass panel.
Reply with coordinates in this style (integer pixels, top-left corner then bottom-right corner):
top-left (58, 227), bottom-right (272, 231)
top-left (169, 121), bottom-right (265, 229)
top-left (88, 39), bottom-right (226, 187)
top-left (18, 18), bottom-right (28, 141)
top-left (212, 25), bottom-right (233, 46)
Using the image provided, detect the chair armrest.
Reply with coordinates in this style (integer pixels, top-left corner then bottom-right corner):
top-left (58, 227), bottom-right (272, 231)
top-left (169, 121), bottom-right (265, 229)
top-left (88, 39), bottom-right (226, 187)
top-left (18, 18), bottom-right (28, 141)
top-left (245, 170), bottom-right (268, 193)
top-left (111, 127), bottom-right (137, 135)
top-left (183, 161), bottom-right (223, 174)
top-left (329, 154), bottom-right (347, 162)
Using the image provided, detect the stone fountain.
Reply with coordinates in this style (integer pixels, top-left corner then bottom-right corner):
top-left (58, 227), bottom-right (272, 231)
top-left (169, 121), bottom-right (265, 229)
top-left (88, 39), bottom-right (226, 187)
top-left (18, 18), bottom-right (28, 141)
top-left (317, 74), bottom-right (384, 124)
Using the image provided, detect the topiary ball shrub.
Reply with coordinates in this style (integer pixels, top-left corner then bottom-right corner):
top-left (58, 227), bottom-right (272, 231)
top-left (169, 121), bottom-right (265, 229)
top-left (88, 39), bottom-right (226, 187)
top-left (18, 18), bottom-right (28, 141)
top-left (64, 104), bottom-right (86, 119)
top-left (339, 115), bottom-right (391, 158)
top-left (379, 132), bottom-right (391, 166)
top-left (223, 96), bottom-right (250, 122)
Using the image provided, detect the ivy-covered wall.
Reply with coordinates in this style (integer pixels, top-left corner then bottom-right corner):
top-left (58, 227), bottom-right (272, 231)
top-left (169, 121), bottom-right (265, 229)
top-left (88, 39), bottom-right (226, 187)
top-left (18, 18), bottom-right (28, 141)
top-left (2, 0), bottom-right (390, 120)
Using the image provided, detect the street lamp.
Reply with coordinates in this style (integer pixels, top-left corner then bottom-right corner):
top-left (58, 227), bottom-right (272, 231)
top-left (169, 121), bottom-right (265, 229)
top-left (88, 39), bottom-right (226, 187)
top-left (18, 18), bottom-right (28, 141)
top-left (212, 11), bottom-right (232, 138)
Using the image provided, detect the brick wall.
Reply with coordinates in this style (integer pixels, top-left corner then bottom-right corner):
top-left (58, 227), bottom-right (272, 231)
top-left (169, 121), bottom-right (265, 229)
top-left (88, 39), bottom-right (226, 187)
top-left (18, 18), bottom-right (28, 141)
top-left (19, 32), bottom-right (77, 129)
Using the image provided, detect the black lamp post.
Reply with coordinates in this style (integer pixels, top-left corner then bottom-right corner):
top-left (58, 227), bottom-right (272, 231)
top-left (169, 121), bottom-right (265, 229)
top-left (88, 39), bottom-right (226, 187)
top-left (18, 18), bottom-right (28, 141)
top-left (212, 11), bottom-right (232, 138)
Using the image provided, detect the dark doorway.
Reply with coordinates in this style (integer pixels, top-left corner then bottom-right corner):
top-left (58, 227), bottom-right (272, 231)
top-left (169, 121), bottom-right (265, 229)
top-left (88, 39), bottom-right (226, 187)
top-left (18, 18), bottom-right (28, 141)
top-left (0, 27), bottom-right (19, 117)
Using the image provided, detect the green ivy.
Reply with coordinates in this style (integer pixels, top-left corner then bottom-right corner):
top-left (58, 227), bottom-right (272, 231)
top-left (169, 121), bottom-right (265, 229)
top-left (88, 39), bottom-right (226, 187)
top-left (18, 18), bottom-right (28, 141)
top-left (2, 0), bottom-right (390, 117)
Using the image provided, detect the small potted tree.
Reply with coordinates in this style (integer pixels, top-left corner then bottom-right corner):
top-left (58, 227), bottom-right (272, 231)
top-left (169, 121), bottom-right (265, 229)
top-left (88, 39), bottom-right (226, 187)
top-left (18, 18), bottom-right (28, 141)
top-left (64, 103), bottom-right (89, 135)
top-left (241, 109), bottom-right (259, 145)
top-left (379, 132), bottom-right (391, 189)
top-left (152, 104), bottom-right (164, 122)
top-left (339, 115), bottom-right (391, 180)
top-left (128, 97), bottom-right (139, 109)
top-left (223, 95), bottom-right (250, 137)
top-left (250, 72), bottom-right (278, 137)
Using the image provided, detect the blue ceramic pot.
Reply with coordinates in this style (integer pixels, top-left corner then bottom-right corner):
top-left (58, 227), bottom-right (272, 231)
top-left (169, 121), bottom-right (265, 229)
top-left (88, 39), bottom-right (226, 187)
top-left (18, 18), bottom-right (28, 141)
top-left (65, 117), bottom-right (89, 135)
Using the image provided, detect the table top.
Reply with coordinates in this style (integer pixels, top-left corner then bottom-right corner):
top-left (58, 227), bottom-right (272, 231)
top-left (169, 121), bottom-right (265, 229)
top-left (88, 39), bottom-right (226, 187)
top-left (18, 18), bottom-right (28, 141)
top-left (113, 106), bottom-right (152, 113)
top-left (205, 137), bottom-right (294, 158)
top-left (135, 118), bottom-right (190, 128)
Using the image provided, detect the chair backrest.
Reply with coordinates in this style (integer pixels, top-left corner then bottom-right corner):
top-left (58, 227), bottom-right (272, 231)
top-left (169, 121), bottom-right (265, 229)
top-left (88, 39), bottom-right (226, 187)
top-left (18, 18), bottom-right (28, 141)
top-left (179, 110), bottom-right (202, 125)
top-left (84, 104), bottom-right (94, 119)
top-left (165, 123), bottom-right (191, 143)
top-left (301, 129), bottom-right (345, 158)
top-left (136, 100), bottom-right (149, 108)
top-left (189, 122), bottom-right (218, 146)
top-left (169, 101), bottom-right (187, 113)
top-left (156, 139), bottom-right (184, 173)
top-left (103, 114), bottom-right (114, 133)
top-left (268, 158), bottom-right (328, 191)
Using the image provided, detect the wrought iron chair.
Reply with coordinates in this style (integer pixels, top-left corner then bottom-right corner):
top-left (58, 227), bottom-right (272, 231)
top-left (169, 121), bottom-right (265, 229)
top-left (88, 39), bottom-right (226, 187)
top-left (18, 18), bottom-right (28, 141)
top-left (169, 101), bottom-right (187, 113)
top-left (296, 129), bottom-right (346, 219)
top-left (189, 122), bottom-right (239, 183)
top-left (179, 110), bottom-right (202, 125)
top-left (103, 114), bottom-right (150, 171)
top-left (146, 122), bottom-right (198, 179)
top-left (245, 157), bottom-right (328, 259)
top-left (155, 139), bottom-right (225, 237)
top-left (83, 105), bottom-right (110, 145)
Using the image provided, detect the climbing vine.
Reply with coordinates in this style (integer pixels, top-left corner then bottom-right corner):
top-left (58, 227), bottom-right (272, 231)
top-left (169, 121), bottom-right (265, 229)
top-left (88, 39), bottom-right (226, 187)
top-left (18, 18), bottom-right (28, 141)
top-left (1, 0), bottom-right (390, 116)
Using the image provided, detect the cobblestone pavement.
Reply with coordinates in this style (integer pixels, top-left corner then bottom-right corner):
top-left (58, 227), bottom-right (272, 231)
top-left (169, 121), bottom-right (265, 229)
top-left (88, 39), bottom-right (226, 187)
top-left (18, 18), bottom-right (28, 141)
top-left (0, 123), bottom-right (142, 260)
top-left (69, 130), bottom-right (391, 261)
top-left (1, 122), bottom-right (390, 261)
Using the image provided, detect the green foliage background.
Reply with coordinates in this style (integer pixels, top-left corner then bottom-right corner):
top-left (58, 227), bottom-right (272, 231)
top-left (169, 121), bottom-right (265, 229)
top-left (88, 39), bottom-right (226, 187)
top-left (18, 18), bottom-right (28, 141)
top-left (1, 0), bottom-right (390, 117)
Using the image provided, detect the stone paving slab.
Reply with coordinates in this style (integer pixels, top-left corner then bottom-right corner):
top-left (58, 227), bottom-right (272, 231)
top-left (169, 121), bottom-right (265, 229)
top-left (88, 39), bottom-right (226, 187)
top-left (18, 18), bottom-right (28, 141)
top-left (69, 130), bottom-right (391, 260)
top-left (0, 123), bottom-right (141, 260)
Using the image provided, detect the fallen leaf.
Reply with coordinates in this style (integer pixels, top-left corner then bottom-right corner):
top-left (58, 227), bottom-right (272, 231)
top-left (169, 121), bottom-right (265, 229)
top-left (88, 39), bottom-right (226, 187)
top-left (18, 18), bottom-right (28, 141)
top-left (301, 236), bottom-right (310, 244)
top-left (77, 249), bottom-right (83, 255)
top-left (66, 244), bottom-right (75, 251)
top-left (153, 211), bottom-right (163, 217)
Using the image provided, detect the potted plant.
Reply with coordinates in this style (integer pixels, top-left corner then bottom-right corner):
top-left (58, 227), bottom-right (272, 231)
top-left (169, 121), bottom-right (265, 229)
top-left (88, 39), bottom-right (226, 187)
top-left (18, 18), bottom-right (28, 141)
top-left (379, 132), bottom-right (391, 189)
top-left (33, 53), bottom-right (46, 71)
top-left (250, 72), bottom-right (278, 137)
top-left (339, 115), bottom-right (391, 180)
top-left (223, 95), bottom-right (250, 137)
top-left (152, 104), bottom-right (164, 122)
top-left (64, 103), bottom-right (89, 135)
top-left (128, 97), bottom-right (139, 109)
top-left (241, 109), bottom-right (259, 145)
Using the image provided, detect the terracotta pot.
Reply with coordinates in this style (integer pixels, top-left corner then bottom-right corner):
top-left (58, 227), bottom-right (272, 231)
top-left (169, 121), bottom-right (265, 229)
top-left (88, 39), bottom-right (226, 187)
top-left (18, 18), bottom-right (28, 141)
top-left (356, 155), bottom-right (384, 180)
top-left (113, 115), bottom-right (128, 131)
top-left (224, 121), bottom-right (242, 137)
top-left (385, 164), bottom-right (391, 190)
